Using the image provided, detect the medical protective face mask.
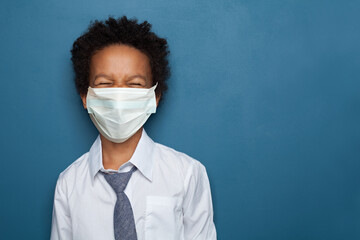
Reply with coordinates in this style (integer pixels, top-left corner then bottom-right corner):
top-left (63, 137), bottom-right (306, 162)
top-left (86, 83), bottom-right (157, 143)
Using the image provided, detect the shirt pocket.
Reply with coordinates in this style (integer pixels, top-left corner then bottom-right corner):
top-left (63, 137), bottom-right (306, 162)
top-left (145, 196), bottom-right (183, 240)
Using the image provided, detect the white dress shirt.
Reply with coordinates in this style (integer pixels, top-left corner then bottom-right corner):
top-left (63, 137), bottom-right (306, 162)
top-left (50, 129), bottom-right (217, 240)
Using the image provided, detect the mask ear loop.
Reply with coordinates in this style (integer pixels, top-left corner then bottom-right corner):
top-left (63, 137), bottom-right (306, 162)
top-left (152, 82), bottom-right (158, 89)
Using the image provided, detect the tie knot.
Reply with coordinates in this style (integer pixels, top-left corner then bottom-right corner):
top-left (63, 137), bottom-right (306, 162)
top-left (103, 166), bottom-right (137, 194)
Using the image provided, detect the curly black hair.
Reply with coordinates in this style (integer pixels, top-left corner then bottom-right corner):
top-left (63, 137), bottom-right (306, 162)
top-left (70, 16), bottom-right (170, 99)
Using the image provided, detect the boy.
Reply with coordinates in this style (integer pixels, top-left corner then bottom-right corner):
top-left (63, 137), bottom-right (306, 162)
top-left (50, 16), bottom-right (217, 240)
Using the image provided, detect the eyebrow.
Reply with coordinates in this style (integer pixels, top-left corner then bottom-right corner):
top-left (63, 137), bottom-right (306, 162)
top-left (94, 73), bottom-right (112, 80)
top-left (128, 74), bottom-right (147, 81)
top-left (94, 73), bottom-right (147, 82)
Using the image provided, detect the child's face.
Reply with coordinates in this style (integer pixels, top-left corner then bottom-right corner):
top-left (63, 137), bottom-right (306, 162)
top-left (81, 44), bottom-right (160, 109)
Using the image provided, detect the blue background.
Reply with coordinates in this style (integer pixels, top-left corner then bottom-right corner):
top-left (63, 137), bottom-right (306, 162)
top-left (1, 0), bottom-right (359, 239)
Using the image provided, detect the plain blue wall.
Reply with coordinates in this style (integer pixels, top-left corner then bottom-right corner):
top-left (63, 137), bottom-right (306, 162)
top-left (1, 0), bottom-right (359, 239)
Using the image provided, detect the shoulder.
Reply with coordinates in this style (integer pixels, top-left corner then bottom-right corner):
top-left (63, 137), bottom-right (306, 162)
top-left (58, 152), bottom-right (89, 179)
top-left (55, 152), bottom-right (90, 197)
top-left (153, 142), bottom-right (207, 181)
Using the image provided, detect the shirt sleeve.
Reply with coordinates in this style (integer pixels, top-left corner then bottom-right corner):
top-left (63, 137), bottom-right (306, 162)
top-left (50, 174), bottom-right (73, 240)
top-left (183, 161), bottom-right (217, 240)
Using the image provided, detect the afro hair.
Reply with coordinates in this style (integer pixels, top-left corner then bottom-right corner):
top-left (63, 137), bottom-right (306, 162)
top-left (70, 16), bottom-right (170, 99)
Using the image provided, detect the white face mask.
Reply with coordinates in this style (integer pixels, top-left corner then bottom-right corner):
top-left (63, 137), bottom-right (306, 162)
top-left (86, 83), bottom-right (157, 143)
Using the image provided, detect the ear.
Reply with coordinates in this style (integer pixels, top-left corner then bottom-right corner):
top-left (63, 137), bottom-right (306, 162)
top-left (156, 93), bottom-right (161, 107)
top-left (80, 93), bottom-right (87, 109)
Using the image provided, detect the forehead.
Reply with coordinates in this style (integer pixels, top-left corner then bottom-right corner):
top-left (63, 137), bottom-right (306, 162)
top-left (90, 44), bottom-right (152, 78)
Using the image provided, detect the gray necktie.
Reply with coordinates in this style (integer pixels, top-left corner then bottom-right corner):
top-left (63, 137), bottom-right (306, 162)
top-left (102, 166), bottom-right (138, 240)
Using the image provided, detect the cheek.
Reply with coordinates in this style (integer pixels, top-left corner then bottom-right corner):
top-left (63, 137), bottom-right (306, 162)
top-left (81, 96), bottom-right (86, 105)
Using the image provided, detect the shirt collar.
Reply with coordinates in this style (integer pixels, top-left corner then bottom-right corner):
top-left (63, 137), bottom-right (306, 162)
top-left (88, 128), bottom-right (155, 182)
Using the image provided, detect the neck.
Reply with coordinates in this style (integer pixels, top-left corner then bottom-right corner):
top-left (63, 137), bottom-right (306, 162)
top-left (100, 128), bottom-right (143, 170)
